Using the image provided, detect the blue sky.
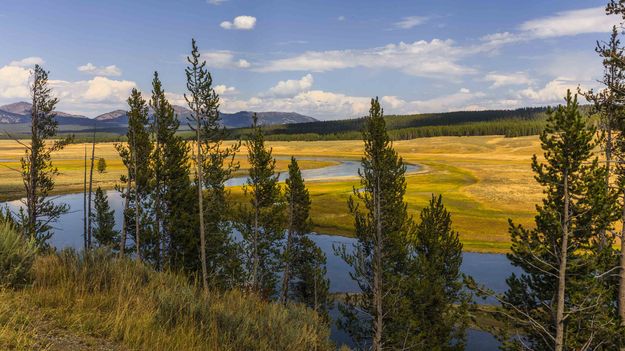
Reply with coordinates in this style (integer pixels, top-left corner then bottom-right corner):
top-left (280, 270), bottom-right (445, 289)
top-left (0, 0), bottom-right (620, 119)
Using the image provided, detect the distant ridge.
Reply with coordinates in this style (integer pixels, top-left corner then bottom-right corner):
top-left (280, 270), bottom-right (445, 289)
top-left (0, 102), bottom-right (318, 131)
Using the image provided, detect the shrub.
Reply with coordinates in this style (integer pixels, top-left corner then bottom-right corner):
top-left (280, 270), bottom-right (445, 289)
top-left (0, 221), bottom-right (37, 288)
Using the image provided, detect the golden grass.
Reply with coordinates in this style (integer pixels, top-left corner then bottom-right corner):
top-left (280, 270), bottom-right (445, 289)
top-left (0, 136), bottom-right (544, 252)
top-left (0, 250), bottom-right (333, 351)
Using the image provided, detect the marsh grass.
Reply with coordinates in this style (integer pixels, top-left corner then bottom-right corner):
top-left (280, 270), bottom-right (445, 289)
top-left (1, 249), bottom-right (333, 351)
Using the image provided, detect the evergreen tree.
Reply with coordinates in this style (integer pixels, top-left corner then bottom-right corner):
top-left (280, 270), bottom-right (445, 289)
top-left (149, 71), bottom-right (168, 269)
top-left (148, 72), bottom-right (196, 273)
top-left (236, 114), bottom-right (285, 298)
top-left (500, 91), bottom-right (619, 350)
top-left (97, 157), bottom-right (106, 174)
top-left (185, 38), bottom-right (213, 290)
top-left (280, 157), bottom-right (331, 318)
top-left (335, 97), bottom-right (413, 350)
top-left (117, 88), bottom-right (152, 262)
top-left (91, 186), bottom-right (120, 250)
top-left (200, 101), bottom-right (242, 291)
top-left (399, 195), bottom-right (470, 350)
top-left (291, 236), bottom-right (331, 321)
top-left (18, 65), bottom-right (71, 249)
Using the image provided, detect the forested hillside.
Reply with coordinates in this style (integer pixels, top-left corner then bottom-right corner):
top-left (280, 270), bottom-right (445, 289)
top-left (227, 107), bottom-right (552, 141)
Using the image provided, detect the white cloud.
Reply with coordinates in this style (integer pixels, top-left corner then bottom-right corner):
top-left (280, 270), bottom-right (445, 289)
top-left (266, 74), bottom-right (313, 97)
top-left (520, 6), bottom-right (619, 39)
top-left (481, 7), bottom-right (621, 48)
top-left (515, 78), bottom-right (586, 104)
top-left (393, 16), bottom-right (428, 29)
top-left (337, 16), bottom-right (346, 21)
top-left (218, 87), bottom-right (488, 120)
top-left (207, 0), bottom-right (228, 5)
top-left (0, 65), bottom-right (31, 99)
top-left (77, 63), bottom-right (122, 77)
top-left (484, 72), bottom-right (533, 88)
top-left (214, 84), bottom-right (237, 95)
top-left (201, 51), bottom-right (251, 69)
top-left (8, 57), bottom-right (45, 67)
top-left (220, 15), bottom-right (256, 30)
top-left (256, 39), bottom-right (476, 78)
top-left (51, 76), bottom-right (136, 104)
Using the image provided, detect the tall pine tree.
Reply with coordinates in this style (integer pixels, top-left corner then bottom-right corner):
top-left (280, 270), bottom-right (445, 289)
top-left (500, 91), bottom-right (619, 350)
top-left (18, 65), bottom-right (71, 249)
top-left (147, 73), bottom-right (196, 273)
top-left (280, 157), bottom-right (331, 318)
top-left (236, 114), bottom-right (285, 298)
top-left (335, 97), bottom-right (413, 350)
top-left (117, 88), bottom-right (152, 262)
top-left (399, 195), bottom-right (470, 350)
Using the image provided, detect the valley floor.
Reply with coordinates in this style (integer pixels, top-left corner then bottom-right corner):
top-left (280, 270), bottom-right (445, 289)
top-left (0, 136), bottom-right (543, 253)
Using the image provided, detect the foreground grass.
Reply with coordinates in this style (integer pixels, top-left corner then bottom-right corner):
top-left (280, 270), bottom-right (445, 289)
top-left (0, 136), bottom-right (543, 252)
top-left (0, 250), bottom-right (334, 351)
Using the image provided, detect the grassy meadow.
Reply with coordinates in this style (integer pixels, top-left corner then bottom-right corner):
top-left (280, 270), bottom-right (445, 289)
top-left (0, 136), bottom-right (543, 253)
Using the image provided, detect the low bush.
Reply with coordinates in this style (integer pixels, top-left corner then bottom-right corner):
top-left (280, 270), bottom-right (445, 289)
top-left (0, 221), bottom-right (37, 288)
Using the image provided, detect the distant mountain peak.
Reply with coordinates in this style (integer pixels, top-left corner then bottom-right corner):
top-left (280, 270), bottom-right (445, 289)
top-left (0, 101), bottom-right (32, 115)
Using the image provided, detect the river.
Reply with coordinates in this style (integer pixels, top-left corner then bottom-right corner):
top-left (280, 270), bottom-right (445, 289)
top-left (2, 158), bottom-right (516, 350)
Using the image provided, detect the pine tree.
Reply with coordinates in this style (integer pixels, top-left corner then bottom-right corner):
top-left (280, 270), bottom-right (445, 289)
top-left (236, 114), bottom-right (285, 298)
top-left (185, 39), bottom-right (214, 290)
top-left (500, 91), bottom-right (619, 350)
top-left (91, 186), bottom-right (120, 250)
top-left (18, 65), bottom-right (71, 249)
top-left (148, 71), bottom-right (196, 274)
top-left (291, 236), bottom-right (331, 320)
top-left (280, 157), bottom-right (331, 318)
top-left (335, 97), bottom-right (413, 350)
top-left (399, 195), bottom-right (470, 350)
top-left (118, 88), bottom-right (152, 262)
top-left (149, 71), bottom-right (168, 270)
top-left (97, 158), bottom-right (106, 174)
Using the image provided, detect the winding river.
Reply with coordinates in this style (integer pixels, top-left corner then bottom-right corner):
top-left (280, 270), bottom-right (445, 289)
top-left (2, 158), bottom-right (516, 350)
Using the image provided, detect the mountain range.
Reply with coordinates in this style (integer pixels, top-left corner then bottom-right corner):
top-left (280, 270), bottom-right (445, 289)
top-left (0, 102), bottom-right (317, 130)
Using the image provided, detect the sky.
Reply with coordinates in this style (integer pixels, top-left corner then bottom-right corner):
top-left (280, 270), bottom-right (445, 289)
top-left (0, 0), bottom-right (621, 119)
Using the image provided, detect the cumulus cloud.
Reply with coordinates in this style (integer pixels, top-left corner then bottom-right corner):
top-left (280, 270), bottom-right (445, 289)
top-left (265, 74), bottom-right (313, 97)
top-left (484, 72), bottom-right (533, 88)
top-left (520, 6), bottom-right (619, 39)
top-left (515, 78), bottom-right (585, 103)
top-left (481, 7), bottom-right (620, 47)
top-left (9, 57), bottom-right (45, 67)
top-left (256, 39), bottom-right (476, 78)
top-left (214, 84), bottom-right (237, 95)
top-left (0, 65), bottom-right (31, 99)
top-left (220, 15), bottom-right (256, 30)
top-left (201, 51), bottom-right (251, 69)
top-left (217, 87), bottom-right (490, 120)
top-left (392, 16), bottom-right (428, 29)
top-left (77, 63), bottom-right (122, 77)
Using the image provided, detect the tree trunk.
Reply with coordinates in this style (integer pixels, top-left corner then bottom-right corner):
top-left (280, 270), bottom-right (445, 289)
top-left (252, 199), bottom-right (259, 293)
top-left (27, 101), bottom-right (38, 240)
top-left (87, 127), bottom-right (96, 249)
top-left (280, 192), bottom-right (295, 304)
top-left (197, 129), bottom-right (208, 291)
top-left (373, 175), bottom-right (383, 351)
top-left (83, 144), bottom-right (87, 251)
top-left (119, 168), bottom-right (130, 257)
top-left (619, 189), bottom-right (625, 326)
top-left (154, 114), bottom-right (162, 270)
top-left (133, 133), bottom-right (141, 263)
top-left (555, 170), bottom-right (569, 351)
